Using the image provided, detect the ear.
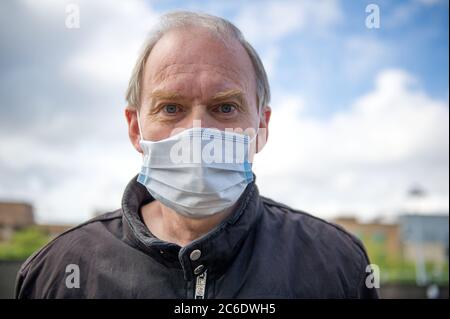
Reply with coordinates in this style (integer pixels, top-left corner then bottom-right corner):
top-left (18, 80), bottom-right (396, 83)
top-left (125, 106), bottom-right (143, 154)
top-left (256, 105), bottom-right (271, 153)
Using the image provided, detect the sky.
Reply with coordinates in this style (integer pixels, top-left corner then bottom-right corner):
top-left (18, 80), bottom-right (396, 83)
top-left (0, 0), bottom-right (448, 224)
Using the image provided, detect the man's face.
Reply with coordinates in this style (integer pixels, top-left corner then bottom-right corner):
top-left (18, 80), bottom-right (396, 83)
top-left (126, 26), bottom-right (270, 152)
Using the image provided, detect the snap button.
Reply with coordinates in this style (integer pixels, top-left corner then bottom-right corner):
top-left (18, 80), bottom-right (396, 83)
top-left (190, 249), bottom-right (201, 261)
top-left (193, 264), bottom-right (205, 275)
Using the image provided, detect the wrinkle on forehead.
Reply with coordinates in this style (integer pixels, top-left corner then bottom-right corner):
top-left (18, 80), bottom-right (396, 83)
top-left (150, 67), bottom-right (249, 103)
top-left (151, 62), bottom-right (245, 87)
top-left (141, 27), bottom-right (257, 105)
top-left (144, 69), bottom-right (249, 107)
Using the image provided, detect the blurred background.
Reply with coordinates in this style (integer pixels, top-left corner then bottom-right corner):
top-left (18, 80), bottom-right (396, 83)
top-left (0, 0), bottom-right (448, 298)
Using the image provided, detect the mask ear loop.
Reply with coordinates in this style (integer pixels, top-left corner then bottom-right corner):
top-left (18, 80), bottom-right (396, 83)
top-left (249, 104), bottom-right (263, 144)
top-left (245, 105), bottom-right (263, 165)
top-left (247, 128), bottom-right (259, 144)
top-left (136, 108), bottom-right (144, 141)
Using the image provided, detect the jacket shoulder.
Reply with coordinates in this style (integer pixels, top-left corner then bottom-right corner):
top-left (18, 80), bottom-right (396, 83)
top-left (15, 210), bottom-right (123, 298)
top-left (260, 196), bottom-right (367, 257)
top-left (259, 196), bottom-right (377, 298)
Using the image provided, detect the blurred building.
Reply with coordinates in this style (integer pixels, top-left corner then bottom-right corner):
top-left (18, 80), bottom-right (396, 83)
top-left (333, 216), bottom-right (402, 258)
top-left (0, 201), bottom-right (74, 241)
top-left (399, 214), bottom-right (449, 265)
top-left (333, 214), bottom-right (449, 265)
top-left (0, 202), bottom-right (34, 241)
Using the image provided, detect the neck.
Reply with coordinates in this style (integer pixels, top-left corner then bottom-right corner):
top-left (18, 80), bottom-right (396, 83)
top-left (141, 201), bottom-right (235, 247)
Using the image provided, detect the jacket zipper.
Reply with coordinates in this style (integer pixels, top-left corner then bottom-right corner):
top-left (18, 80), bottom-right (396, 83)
top-left (194, 270), bottom-right (207, 299)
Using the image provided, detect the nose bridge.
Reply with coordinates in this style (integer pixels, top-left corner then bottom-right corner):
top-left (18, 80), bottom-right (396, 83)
top-left (186, 104), bottom-right (214, 129)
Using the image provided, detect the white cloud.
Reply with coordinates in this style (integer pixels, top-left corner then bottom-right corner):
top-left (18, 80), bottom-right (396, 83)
top-left (235, 0), bottom-right (343, 44)
top-left (343, 36), bottom-right (389, 81)
top-left (0, 134), bottom-right (141, 223)
top-left (1, 1), bottom-right (447, 226)
top-left (63, 0), bottom-right (160, 89)
top-left (0, 0), bottom-right (159, 223)
top-left (259, 46), bottom-right (281, 80)
top-left (385, 0), bottom-right (448, 28)
top-left (415, 0), bottom-right (447, 6)
top-left (253, 69), bottom-right (449, 220)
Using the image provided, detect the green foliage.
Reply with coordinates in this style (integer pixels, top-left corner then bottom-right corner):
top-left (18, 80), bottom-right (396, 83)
top-left (0, 227), bottom-right (50, 260)
top-left (362, 235), bottom-right (449, 284)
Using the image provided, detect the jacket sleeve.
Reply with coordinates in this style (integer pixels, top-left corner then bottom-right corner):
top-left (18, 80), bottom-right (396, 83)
top-left (355, 242), bottom-right (380, 299)
top-left (14, 244), bottom-right (50, 299)
top-left (15, 259), bottom-right (31, 299)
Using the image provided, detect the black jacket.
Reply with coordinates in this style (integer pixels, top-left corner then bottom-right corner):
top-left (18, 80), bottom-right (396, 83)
top-left (15, 175), bottom-right (378, 299)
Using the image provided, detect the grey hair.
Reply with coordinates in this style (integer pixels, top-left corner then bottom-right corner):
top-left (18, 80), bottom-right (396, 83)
top-left (125, 11), bottom-right (270, 113)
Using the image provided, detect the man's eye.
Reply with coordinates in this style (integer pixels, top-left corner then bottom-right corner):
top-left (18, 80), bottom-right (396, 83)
top-left (163, 104), bottom-right (179, 114)
top-left (217, 103), bottom-right (236, 114)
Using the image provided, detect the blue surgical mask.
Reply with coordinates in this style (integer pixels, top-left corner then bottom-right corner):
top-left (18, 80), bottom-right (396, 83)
top-left (136, 116), bottom-right (257, 218)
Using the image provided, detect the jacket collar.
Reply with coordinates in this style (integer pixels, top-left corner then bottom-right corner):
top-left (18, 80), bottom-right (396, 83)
top-left (121, 174), bottom-right (262, 281)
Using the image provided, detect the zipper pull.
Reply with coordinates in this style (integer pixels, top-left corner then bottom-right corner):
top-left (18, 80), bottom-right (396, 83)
top-left (194, 270), bottom-right (207, 299)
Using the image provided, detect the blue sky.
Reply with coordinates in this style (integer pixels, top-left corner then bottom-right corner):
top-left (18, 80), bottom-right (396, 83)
top-left (150, 0), bottom-right (449, 117)
top-left (0, 0), bottom-right (448, 223)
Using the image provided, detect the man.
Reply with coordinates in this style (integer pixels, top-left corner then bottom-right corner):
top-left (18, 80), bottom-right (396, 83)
top-left (16, 11), bottom-right (378, 299)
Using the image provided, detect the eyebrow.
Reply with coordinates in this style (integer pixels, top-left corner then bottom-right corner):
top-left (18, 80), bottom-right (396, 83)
top-left (150, 90), bottom-right (182, 100)
top-left (148, 89), bottom-right (248, 109)
top-left (211, 89), bottom-right (246, 104)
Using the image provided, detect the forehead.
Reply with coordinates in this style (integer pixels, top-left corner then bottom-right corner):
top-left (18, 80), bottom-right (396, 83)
top-left (142, 27), bottom-right (257, 98)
